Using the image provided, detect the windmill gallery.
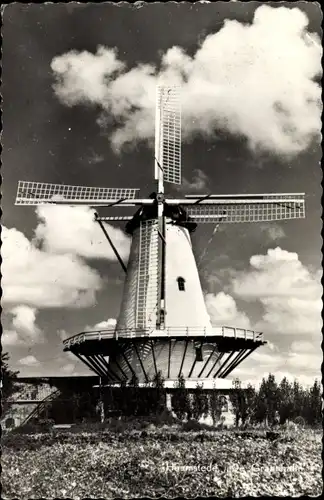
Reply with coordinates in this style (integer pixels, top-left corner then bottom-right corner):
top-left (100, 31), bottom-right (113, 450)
top-left (13, 86), bottom-right (306, 424)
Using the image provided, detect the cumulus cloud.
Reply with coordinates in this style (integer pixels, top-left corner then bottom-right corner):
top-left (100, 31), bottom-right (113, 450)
top-left (290, 339), bottom-right (319, 353)
top-left (259, 223), bottom-right (286, 242)
top-left (2, 330), bottom-right (25, 347)
top-left (232, 342), bottom-right (321, 388)
top-left (54, 333), bottom-right (100, 375)
top-left (2, 306), bottom-right (45, 346)
top-left (234, 369), bottom-right (319, 390)
top-left (204, 247), bottom-right (322, 387)
top-left (232, 247), bottom-right (321, 300)
top-left (286, 350), bottom-right (321, 371)
top-left (10, 305), bottom-right (41, 338)
top-left (51, 46), bottom-right (126, 106)
top-left (51, 5), bottom-right (321, 156)
top-left (59, 347), bottom-right (97, 375)
top-left (93, 318), bottom-right (116, 330)
top-left (176, 169), bottom-right (209, 193)
top-left (258, 296), bottom-right (322, 336)
top-left (2, 225), bottom-right (102, 309)
top-left (60, 363), bottom-right (77, 374)
top-left (18, 355), bottom-right (40, 367)
top-left (88, 151), bottom-right (105, 165)
top-left (205, 291), bottom-right (252, 329)
top-left (57, 329), bottom-right (69, 341)
top-left (84, 317), bottom-right (117, 332)
top-left (51, 319), bottom-right (117, 377)
top-left (231, 247), bottom-right (322, 337)
top-left (2, 203), bottom-right (131, 310)
top-left (34, 205), bottom-right (130, 261)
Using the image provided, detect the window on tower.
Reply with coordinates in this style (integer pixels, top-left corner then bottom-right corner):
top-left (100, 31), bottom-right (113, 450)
top-left (177, 277), bottom-right (185, 291)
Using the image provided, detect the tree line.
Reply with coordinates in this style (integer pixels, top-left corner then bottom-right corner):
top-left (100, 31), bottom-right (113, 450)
top-left (229, 374), bottom-right (322, 427)
top-left (169, 373), bottom-right (322, 427)
top-left (2, 352), bottom-right (321, 427)
top-left (77, 372), bottom-right (323, 428)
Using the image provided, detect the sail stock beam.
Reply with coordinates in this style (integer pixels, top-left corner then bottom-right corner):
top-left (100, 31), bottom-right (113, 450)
top-left (15, 197), bottom-right (154, 207)
top-left (166, 196), bottom-right (305, 205)
top-left (184, 193), bottom-right (305, 199)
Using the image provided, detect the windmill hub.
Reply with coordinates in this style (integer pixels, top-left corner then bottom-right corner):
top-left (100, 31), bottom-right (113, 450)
top-left (124, 202), bottom-right (197, 235)
top-left (156, 192), bottom-right (165, 203)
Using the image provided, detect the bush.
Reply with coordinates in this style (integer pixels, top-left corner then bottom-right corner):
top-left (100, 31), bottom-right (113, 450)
top-left (12, 421), bottom-right (53, 435)
top-left (69, 418), bottom-right (135, 434)
top-left (266, 431), bottom-right (280, 441)
top-left (153, 408), bottom-right (177, 426)
top-left (109, 418), bottom-right (130, 433)
top-left (283, 420), bottom-right (298, 432)
top-left (103, 417), bottom-right (155, 433)
top-left (294, 416), bottom-right (306, 428)
top-left (69, 421), bottom-right (106, 433)
top-left (11, 424), bottom-right (33, 435)
top-left (181, 419), bottom-right (211, 432)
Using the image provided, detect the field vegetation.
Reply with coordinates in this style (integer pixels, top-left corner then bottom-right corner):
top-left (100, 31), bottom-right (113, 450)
top-left (2, 354), bottom-right (322, 499)
top-left (2, 417), bottom-right (322, 499)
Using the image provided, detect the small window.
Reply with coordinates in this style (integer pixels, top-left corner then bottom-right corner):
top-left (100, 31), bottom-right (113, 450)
top-left (177, 277), bottom-right (185, 291)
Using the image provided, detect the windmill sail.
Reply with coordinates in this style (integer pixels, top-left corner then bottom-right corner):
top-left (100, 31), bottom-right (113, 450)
top-left (15, 180), bottom-right (140, 205)
top-left (136, 220), bottom-right (160, 328)
top-left (116, 219), bottom-right (160, 332)
top-left (155, 86), bottom-right (181, 185)
top-left (185, 194), bottom-right (305, 223)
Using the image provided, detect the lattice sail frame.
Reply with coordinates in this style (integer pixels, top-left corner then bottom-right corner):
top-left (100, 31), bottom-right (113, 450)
top-left (186, 195), bottom-right (305, 223)
top-left (116, 220), bottom-right (160, 331)
top-left (155, 86), bottom-right (181, 185)
top-left (136, 220), bottom-right (160, 328)
top-left (15, 181), bottom-right (140, 205)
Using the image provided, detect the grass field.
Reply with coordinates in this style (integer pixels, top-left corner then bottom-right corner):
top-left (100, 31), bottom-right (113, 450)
top-left (2, 424), bottom-right (322, 498)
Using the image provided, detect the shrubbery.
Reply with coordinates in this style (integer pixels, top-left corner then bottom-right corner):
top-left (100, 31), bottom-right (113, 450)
top-left (2, 426), bottom-right (322, 498)
top-left (1, 352), bottom-right (19, 414)
top-left (294, 415), bottom-right (306, 427)
top-left (229, 375), bottom-right (322, 428)
top-left (97, 371), bottom-right (168, 419)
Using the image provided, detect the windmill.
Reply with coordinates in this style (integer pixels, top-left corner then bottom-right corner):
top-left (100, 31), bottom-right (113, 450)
top-left (15, 86), bottom-right (305, 390)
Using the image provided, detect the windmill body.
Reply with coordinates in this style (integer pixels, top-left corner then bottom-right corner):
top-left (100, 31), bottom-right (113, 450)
top-left (164, 220), bottom-right (211, 328)
top-left (118, 216), bottom-right (211, 331)
top-left (15, 86), bottom-right (306, 389)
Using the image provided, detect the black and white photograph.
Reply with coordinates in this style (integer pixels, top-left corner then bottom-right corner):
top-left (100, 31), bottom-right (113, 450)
top-left (1, 1), bottom-right (322, 498)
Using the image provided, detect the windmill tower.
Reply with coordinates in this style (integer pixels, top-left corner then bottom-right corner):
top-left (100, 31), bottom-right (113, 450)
top-left (15, 86), bottom-right (305, 391)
